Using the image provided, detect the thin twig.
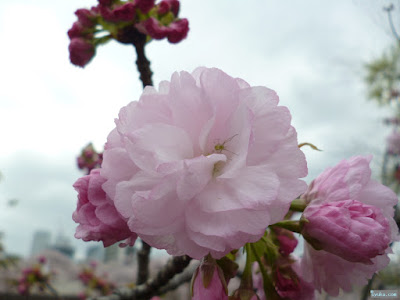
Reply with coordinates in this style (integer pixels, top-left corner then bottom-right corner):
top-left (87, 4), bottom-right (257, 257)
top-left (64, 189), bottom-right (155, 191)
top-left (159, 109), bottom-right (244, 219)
top-left (91, 255), bottom-right (193, 300)
top-left (158, 261), bottom-right (199, 295)
top-left (384, 4), bottom-right (400, 42)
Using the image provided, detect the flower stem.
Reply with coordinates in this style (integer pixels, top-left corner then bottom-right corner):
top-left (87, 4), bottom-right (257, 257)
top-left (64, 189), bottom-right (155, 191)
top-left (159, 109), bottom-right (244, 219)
top-left (270, 220), bottom-right (302, 233)
top-left (241, 244), bottom-right (253, 290)
top-left (289, 198), bottom-right (307, 212)
top-left (250, 244), bottom-right (280, 300)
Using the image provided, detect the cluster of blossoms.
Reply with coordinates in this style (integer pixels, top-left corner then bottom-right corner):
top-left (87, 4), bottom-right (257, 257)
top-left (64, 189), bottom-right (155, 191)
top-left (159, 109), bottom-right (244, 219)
top-left (68, 0), bottom-right (189, 67)
top-left (77, 143), bottom-right (103, 174)
top-left (72, 68), bottom-right (399, 298)
top-left (16, 256), bottom-right (53, 296)
top-left (78, 261), bottom-right (116, 299)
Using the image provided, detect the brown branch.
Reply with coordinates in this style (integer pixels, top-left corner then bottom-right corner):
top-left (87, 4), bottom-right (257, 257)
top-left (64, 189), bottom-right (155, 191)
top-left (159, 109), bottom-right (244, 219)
top-left (91, 255), bottom-right (193, 300)
top-left (136, 240), bottom-right (151, 285)
top-left (116, 27), bottom-right (155, 286)
top-left (115, 26), bottom-right (153, 87)
top-left (134, 37), bottom-right (153, 88)
top-left (157, 261), bottom-right (199, 295)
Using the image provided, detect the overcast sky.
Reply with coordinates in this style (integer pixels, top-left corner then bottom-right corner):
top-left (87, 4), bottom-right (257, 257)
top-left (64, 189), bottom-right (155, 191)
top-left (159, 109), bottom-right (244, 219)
top-left (0, 0), bottom-right (399, 259)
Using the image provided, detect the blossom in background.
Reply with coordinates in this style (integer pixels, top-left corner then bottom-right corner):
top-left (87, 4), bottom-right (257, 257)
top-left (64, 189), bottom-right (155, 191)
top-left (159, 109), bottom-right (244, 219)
top-left (77, 143), bottom-right (103, 174)
top-left (299, 156), bottom-right (399, 296)
top-left (386, 130), bottom-right (400, 155)
top-left (99, 67), bottom-right (307, 258)
top-left (72, 169), bottom-right (137, 247)
top-left (68, 0), bottom-right (189, 67)
top-left (78, 263), bottom-right (116, 299)
top-left (17, 257), bottom-right (52, 296)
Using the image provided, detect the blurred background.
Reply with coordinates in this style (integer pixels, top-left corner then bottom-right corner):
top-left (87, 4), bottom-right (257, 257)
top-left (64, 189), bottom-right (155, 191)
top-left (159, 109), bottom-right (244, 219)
top-left (0, 0), bottom-right (400, 298)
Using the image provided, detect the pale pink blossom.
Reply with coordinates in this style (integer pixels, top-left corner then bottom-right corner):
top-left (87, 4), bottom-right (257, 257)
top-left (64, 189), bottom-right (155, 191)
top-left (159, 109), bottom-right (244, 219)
top-left (73, 169), bottom-right (137, 247)
top-left (300, 156), bottom-right (399, 296)
top-left (101, 67), bottom-right (307, 259)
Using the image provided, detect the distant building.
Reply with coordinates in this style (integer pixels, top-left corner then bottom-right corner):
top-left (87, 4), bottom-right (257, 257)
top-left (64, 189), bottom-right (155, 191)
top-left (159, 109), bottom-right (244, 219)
top-left (52, 232), bottom-right (75, 259)
top-left (31, 230), bottom-right (51, 256)
top-left (86, 245), bottom-right (104, 262)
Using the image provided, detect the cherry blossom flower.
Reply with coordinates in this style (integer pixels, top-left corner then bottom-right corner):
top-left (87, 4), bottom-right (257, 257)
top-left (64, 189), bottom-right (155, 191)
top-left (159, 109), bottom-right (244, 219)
top-left (101, 67), bottom-right (307, 259)
top-left (73, 169), bottom-right (137, 247)
top-left (299, 156), bottom-right (399, 296)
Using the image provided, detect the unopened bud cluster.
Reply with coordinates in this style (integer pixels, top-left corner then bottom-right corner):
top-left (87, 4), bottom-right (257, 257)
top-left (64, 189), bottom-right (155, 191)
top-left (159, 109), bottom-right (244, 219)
top-left (77, 143), bottom-right (103, 174)
top-left (68, 0), bottom-right (189, 67)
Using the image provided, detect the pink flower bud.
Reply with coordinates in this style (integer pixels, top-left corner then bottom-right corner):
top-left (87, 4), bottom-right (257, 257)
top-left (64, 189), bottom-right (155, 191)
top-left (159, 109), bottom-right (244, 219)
top-left (157, 1), bottom-right (170, 15)
top-left (275, 268), bottom-right (301, 299)
top-left (272, 227), bottom-right (298, 256)
top-left (38, 256), bottom-right (46, 264)
top-left (84, 148), bottom-right (95, 159)
top-left (77, 156), bottom-right (86, 169)
top-left (136, 17), bottom-right (168, 39)
top-left (158, 0), bottom-right (179, 16)
top-left (167, 18), bottom-right (189, 43)
top-left (191, 259), bottom-right (228, 300)
top-left (98, 5), bottom-right (119, 22)
top-left (113, 3), bottom-right (136, 22)
top-left (135, 0), bottom-right (155, 14)
top-left (164, 0), bottom-right (180, 16)
top-left (68, 22), bottom-right (86, 39)
top-left (75, 9), bottom-right (96, 27)
top-left (275, 267), bottom-right (315, 300)
top-left (302, 199), bottom-right (391, 264)
top-left (98, 0), bottom-right (113, 6)
top-left (68, 38), bottom-right (95, 67)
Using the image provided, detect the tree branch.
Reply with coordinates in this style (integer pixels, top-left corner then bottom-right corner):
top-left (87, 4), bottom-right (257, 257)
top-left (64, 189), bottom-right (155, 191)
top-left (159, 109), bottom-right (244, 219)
top-left (136, 240), bottom-right (151, 285)
top-left (91, 255), bottom-right (193, 300)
